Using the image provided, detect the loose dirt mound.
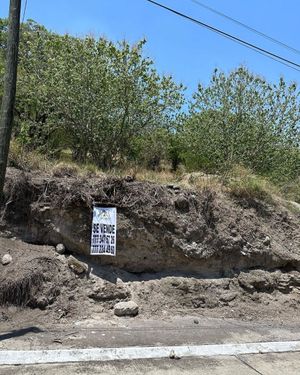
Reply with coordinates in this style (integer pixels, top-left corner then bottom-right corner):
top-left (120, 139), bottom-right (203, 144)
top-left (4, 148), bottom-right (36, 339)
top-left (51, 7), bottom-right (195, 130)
top-left (1, 237), bottom-right (300, 325)
top-left (0, 238), bottom-right (68, 310)
top-left (1, 168), bottom-right (300, 275)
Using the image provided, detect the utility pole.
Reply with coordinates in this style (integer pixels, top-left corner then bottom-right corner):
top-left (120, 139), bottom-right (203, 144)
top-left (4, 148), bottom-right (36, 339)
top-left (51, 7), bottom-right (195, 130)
top-left (0, 0), bottom-right (21, 200)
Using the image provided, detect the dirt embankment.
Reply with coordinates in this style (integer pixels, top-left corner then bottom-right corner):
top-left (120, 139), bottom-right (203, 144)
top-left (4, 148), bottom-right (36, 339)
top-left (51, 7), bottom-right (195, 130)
top-left (0, 167), bottom-right (299, 324)
top-left (2, 168), bottom-right (300, 274)
top-left (0, 236), bottom-right (300, 325)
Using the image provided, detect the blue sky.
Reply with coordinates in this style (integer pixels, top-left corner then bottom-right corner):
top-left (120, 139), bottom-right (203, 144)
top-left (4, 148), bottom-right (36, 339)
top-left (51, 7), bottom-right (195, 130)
top-left (1, 0), bottom-right (300, 97)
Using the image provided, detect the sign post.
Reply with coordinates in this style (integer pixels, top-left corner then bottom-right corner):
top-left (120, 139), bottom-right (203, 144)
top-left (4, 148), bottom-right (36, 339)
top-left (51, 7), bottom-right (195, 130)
top-left (91, 207), bottom-right (117, 256)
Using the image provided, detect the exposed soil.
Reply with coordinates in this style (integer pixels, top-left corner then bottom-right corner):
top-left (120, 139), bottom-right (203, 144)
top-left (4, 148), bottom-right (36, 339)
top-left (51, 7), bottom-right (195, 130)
top-left (2, 168), bottom-right (300, 274)
top-left (0, 168), bottom-right (300, 325)
top-left (0, 237), bottom-right (300, 327)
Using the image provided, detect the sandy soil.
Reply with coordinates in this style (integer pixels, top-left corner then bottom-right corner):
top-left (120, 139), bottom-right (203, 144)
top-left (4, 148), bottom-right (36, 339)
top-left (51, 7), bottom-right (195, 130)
top-left (1, 236), bottom-right (300, 328)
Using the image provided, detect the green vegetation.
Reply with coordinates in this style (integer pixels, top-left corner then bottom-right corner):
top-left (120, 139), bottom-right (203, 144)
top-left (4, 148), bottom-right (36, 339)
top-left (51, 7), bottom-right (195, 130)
top-left (223, 165), bottom-right (275, 202)
top-left (181, 67), bottom-right (300, 183)
top-left (1, 19), bottom-right (184, 169)
top-left (1, 19), bottom-right (299, 202)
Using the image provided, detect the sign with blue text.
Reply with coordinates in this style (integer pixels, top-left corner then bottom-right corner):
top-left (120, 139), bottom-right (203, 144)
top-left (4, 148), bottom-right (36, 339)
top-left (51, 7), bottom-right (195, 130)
top-left (91, 207), bottom-right (117, 256)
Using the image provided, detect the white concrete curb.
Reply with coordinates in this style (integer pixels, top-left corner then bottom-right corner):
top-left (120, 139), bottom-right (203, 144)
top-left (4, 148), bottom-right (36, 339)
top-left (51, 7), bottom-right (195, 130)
top-left (0, 341), bottom-right (300, 365)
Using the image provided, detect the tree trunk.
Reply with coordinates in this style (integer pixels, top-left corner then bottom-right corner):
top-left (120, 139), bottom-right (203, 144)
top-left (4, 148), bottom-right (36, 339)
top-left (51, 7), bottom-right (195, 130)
top-left (0, 0), bottom-right (21, 200)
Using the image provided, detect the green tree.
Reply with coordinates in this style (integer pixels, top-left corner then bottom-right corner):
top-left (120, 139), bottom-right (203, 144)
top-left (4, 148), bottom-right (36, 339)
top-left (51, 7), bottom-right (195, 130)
top-left (52, 38), bottom-right (184, 168)
top-left (182, 67), bottom-right (300, 181)
top-left (7, 20), bottom-right (185, 168)
top-left (15, 20), bottom-right (59, 151)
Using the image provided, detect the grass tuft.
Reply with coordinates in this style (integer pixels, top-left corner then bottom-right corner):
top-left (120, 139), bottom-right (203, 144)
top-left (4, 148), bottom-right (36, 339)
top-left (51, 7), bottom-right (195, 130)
top-left (8, 139), bottom-right (52, 172)
top-left (224, 165), bottom-right (276, 202)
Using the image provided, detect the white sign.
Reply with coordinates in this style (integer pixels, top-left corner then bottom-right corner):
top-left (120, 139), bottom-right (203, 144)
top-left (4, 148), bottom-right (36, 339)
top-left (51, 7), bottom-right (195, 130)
top-left (91, 207), bottom-right (117, 256)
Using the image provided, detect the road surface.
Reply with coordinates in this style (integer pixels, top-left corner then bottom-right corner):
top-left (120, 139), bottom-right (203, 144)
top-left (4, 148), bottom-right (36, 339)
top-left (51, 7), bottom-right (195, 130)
top-left (0, 315), bottom-right (299, 374)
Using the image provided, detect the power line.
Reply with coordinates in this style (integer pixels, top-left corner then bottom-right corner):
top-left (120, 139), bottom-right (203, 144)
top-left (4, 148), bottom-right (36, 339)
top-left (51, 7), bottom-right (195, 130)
top-left (146, 0), bottom-right (300, 72)
top-left (190, 0), bottom-right (300, 55)
top-left (22, 0), bottom-right (28, 23)
top-left (147, 0), bottom-right (300, 71)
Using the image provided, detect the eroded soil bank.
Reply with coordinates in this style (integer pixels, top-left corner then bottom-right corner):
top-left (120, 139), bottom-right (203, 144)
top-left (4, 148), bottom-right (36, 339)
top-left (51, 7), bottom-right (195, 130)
top-left (0, 168), bottom-right (299, 324)
top-left (2, 168), bottom-right (300, 274)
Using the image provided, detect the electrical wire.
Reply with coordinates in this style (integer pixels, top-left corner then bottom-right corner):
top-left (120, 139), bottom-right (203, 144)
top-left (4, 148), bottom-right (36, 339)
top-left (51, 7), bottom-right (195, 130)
top-left (146, 0), bottom-right (300, 72)
top-left (189, 0), bottom-right (300, 55)
top-left (22, 0), bottom-right (28, 24)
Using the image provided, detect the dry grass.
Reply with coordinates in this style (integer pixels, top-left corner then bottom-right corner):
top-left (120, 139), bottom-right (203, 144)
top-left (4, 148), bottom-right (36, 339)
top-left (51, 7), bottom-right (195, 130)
top-left (227, 177), bottom-right (273, 201)
top-left (51, 162), bottom-right (81, 177)
top-left (8, 139), bottom-right (52, 172)
top-left (114, 167), bottom-right (224, 192)
top-left (9, 140), bottom-right (105, 178)
top-left (135, 169), bottom-right (180, 184)
top-left (281, 200), bottom-right (300, 214)
top-left (279, 178), bottom-right (300, 204)
top-left (8, 143), bottom-right (297, 205)
top-left (51, 161), bottom-right (105, 178)
top-left (180, 172), bottom-right (223, 191)
top-left (223, 165), bottom-right (278, 202)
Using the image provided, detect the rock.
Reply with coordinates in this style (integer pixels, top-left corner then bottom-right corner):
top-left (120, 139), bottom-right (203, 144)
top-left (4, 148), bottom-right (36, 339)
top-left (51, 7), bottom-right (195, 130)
top-left (263, 236), bottom-right (271, 246)
top-left (56, 243), bottom-right (65, 254)
top-left (0, 312), bottom-right (8, 322)
top-left (238, 271), bottom-right (275, 293)
top-left (35, 297), bottom-right (49, 309)
top-left (291, 272), bottom-right (300, 286)
top-left (250, 292), bottom-right (259, 301)
top-left (277, 274), bottom-right (292, 293)
top-left (1, 254), bottom-right (12, 265)
top-left (205, 298), bottom-right (219, 309)
top-left (67, 255), bottom-right (88, 274)
top-left (167, 184), bottom-right (180, 191)
top-left (192, 295), bottom-right (206, 308)
top-left (88, 283), bottom-right (130, 301)
top-left (114, 301), bottom-right (139, 317)
top-left (169, 350), bottom-right (181, 360)
top-left (220, 292), bottom-right (237, 303)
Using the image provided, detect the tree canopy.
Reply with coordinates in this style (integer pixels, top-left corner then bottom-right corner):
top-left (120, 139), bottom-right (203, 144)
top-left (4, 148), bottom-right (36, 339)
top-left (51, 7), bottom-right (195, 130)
top-left (181, 67), bottom-right (300, 182)
top-left (0, 19), bottom-right (299, 185)
top-left (1, 19), bottom-right (185, 168)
